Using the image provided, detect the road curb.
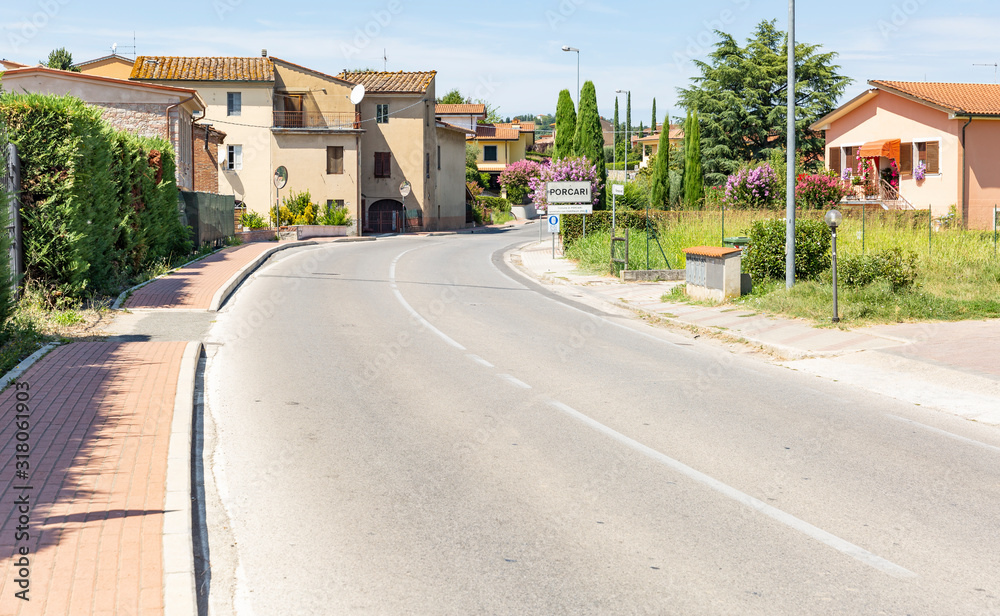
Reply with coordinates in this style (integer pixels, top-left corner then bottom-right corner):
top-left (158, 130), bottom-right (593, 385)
top-left (209, 241), bottom-right (323, 311)
top-left (0, 341), bottom-right (61, 392)
top-left (504, 245), bottom-right (823, 360)
top-left (162, 340), bottom-right (203, 616)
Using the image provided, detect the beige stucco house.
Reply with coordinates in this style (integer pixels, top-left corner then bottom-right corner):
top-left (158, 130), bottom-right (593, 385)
top-left (1, 65), bottom-right (206, 190)
top-left (811, 80), bottom-right (1000, 228)
top-left (637, 124), bottom-right (684, 168)
top-left (435, 103), bottom-right (485, 132)
top-left (469, 120), bottom-right (535, 181)
top-left (337, 70), bottom-right (471, 232)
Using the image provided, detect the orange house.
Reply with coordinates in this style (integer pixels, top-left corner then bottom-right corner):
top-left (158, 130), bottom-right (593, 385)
top-left (811, 80), bottom-right (1000, 229)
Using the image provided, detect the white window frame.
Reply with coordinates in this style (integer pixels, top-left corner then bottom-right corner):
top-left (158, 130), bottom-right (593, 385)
top-left (227, 144), bottom-right (243, 171)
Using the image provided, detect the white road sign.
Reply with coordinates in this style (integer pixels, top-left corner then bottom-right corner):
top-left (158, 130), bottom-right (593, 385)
top-left (547, 214), bottom-right (560, 233)
top-left (547, 203), bottom-right (593, 215)
top-left (546, 181), bottom-right (592, 204)
top-left (612, 184), bottom-right (624, 196)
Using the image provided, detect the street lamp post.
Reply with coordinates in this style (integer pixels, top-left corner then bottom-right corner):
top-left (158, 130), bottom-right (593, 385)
top-left (825, 209), bottom-right (842, 323)
top-left (614, 89), bottom-right (631, 239)
top-left (561, 46), bottom-right (580, 104)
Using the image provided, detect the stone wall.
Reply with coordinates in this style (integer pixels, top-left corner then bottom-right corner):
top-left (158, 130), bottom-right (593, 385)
top-left (90, 102), bottom-right (169, 140)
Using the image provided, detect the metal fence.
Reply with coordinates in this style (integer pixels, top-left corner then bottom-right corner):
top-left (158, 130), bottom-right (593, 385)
top-left (179, 191), bottom-right (235, 247)
top-left (1, 138), bottom-right (23, 299)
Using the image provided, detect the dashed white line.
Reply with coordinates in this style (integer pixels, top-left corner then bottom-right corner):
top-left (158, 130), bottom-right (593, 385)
top-left (466, 354), bottom-right (494, 368)
top-left (544, 398), bottom-right (918, 579)
top-left (498, 374), bottom-right (531, 389)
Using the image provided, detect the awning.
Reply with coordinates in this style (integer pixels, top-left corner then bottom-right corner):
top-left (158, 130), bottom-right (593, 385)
top-left (476, 163), bottom-right (507, 172)
top-left (858, 138), bottom-right (901, 161)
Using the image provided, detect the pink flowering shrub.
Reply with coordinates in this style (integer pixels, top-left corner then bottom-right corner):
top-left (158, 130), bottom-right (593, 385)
top-left (528, 156), bottom-right (604, 208)
top-left (498, 160), bottom-right (542, 204)
top-left (723, 163), bottom-right (779, 209)
top-left (795, 173), bottom-right (851, 210)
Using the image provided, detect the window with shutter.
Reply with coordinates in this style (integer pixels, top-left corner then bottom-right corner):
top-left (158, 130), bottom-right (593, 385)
top-left (845, 146), bottom-right (856, 175)
top-left (926, 141), bottom-right (939, 174)
top-left (327, 146), bottom-right (344, 174)
top-left (374, 152), bottom-right (391, 178)
top-left (829, 147), bottom-right (841, 175)
top-left (900, 142), bottom-right (913, 174)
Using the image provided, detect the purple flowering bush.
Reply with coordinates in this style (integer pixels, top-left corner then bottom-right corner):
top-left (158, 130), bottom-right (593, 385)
top-left (498, 160), bottom-right (542, 204)
top-left (529, 156), bottom-right (604, 208)
top-left (914, 160), bottom-right (927, 181)
top-left (723, 163), bottom-right (780, 209)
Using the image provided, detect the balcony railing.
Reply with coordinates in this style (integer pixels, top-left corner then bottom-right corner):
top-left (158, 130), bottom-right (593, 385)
top-left (841, 177), bottom-right (914, 210)
top-left (272, 111), bottom-right (361, 130)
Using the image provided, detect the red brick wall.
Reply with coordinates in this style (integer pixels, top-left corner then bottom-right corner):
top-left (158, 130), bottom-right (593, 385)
top-left (193, 125), bottom-right (225, 193)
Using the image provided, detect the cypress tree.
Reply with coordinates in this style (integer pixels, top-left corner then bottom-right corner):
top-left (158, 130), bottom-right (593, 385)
top-left (651, 98), bottom-right (657, 134)
top-left (573, 80), bottom-right (607, 207)
top-left (613, 98), bottom-right (620, 148)
top-left (553, 89), bottom-right (576, 160)
top-left (625, 92), bottom-right (632, 155)
top-left (684, 110), bottom-right (704, 208)
top-left (650, 113), bottom-right (671, 209)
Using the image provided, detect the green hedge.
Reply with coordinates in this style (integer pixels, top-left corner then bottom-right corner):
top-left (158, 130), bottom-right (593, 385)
top-left (742, 218), bottom-right (830, 282)
top-left (0, 92), bottom-right (191, 302)
top-left (838, 247), bottom-right (919, 290)
top-left (475, 195), bottom-right (511, 212)
top-left (561, 209), bottom-right (668, 244)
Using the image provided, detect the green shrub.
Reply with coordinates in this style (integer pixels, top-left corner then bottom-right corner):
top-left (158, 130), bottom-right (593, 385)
top-left (240, 211), bottom-right (268, 229)
top-left (475, 195), bottom-right (511, 212)
top-left (743, 218), bottom-right (831, 282)
top-left (318, 203), bottom-right (353, 226)
top-left (604, 182), bottom-right (649, 210)
top-left (0, 92), bottom-right (190, 303)
top-left (837, 247), bottom-right (919, 290)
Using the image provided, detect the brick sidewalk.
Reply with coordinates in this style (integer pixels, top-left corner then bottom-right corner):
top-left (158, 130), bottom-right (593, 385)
top-left (125, 242), bottom-right (279, 310)
top-left (0, 341), bottom-right (187, 616)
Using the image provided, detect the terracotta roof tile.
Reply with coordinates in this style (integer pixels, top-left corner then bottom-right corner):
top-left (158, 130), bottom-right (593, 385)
top-left (435, 103), bottom-right (485, 115)
top-left (495, 121), bottom-right (535, 132)
top-left (682, 246), bottom-right (742, 258)
top-left (870, 80), bottom-right (1000, 116)
top-left (336, 70), bottom-right (435, 94)
top-left (130, 56), bottom-right (274, 82)
top-left (472, 124), bottom-right (520, 140)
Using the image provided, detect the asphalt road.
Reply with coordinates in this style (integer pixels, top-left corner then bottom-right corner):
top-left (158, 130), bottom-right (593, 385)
top-left (201, 225), bottom-right (1000, 615)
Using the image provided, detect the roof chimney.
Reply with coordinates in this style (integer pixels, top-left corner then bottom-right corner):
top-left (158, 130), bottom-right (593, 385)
top-left (261, 49), bottom-right (267, 57)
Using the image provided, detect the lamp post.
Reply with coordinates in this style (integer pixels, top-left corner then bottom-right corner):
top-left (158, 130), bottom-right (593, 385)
top-left (561, 46), bottom-right (580, 104)
top-left (613, 89), bottom-right (630, 234)
top-left (825, 209), bottom-right (842, 323)
top-left (785, 0), bottom-right (797, 289)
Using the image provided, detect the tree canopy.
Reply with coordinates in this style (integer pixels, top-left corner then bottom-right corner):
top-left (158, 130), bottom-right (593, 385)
top-left (43, 48), bottom-right (80, 72)
top-left (573, 81), bottom-right (607, 206)
top-left (553, 89), bottom-right (576, 160)
top-left (676, 19), bottom-right (850, 185)
top-left (437, 88), bottom-right (467, 104)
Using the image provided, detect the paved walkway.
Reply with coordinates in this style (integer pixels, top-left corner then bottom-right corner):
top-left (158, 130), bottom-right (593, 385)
top-left (0, 341), bottom-right (187, 616)
top-left (125, 242), bottom-right (280, 310)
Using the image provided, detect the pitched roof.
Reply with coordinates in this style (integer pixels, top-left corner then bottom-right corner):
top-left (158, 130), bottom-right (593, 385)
top-left (436, 120), bottom-right (476, 135)
top-left (130, 56), bottom-right (274, 82)
top-left (868, 80), bottom-right (1000, 116)
top-left (336, 70), bottom-right (435, 94)
top-left (471, 124), bottom-right (520, 140)
top-left (74, 54), bottom-right (135, 68)
top-left (495, 121), bottom-right (535, 132)
top-left (2, 65), bottom-right (203, 97)
top-left (269, 57), bottom-right (355, 85)
top-left (436, 103), bottom-right (486, 115)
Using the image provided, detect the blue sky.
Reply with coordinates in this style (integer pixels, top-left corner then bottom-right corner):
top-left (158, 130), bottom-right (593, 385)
top-left (3, 0), bottom-right (998, 125)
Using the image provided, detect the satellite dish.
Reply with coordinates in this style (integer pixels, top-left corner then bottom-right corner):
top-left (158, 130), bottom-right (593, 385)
top-left (349, 83), bottom-right (366, 105)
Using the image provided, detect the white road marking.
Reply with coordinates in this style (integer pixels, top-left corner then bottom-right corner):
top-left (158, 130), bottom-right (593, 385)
top-left (391, 246), bottom-right (466, 351)
top-left (885, 414), bottom-right (1000, 454)
top-left (544, 398), bottom-right (918, 579)
top-left (498, 374), bottom-right (531, 389)
top-left (466, 354), bottom-right (494, 368)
